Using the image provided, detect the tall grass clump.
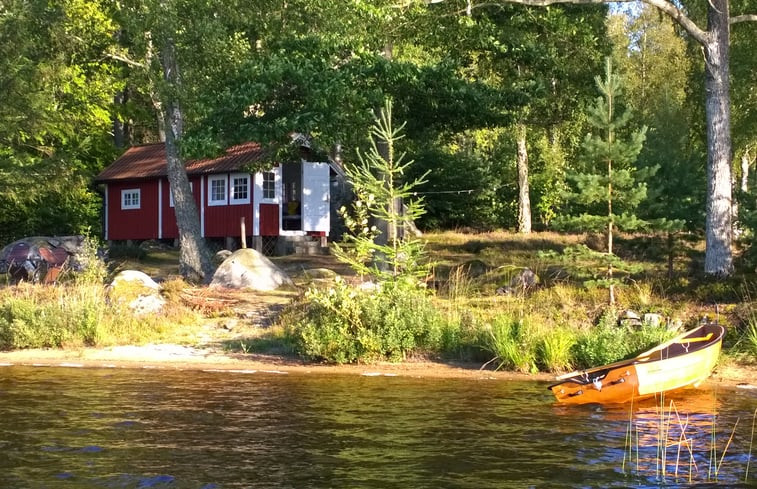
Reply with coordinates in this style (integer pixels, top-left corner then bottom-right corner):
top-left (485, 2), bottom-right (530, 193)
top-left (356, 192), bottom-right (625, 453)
top-left (0, 284), bottom-right (108, 349)
top-left (745, 321), bottom-right (757, 359)
top-left (537, 326), bottom-right (576, 372)
top-left (483, 315), bottom-right (539, 372)
top-left (0, 234), bottom-right (203, 349)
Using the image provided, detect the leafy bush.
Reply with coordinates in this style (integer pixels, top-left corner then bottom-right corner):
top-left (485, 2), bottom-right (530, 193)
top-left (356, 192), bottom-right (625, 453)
top-left (571, 309), bottom-right (628, 367)
top-left (571, 308), bottom-right (675, 369)
top-left (285, 278), bottom-right (447, 363)
top-left (69, 234), bottom-right (108, 285)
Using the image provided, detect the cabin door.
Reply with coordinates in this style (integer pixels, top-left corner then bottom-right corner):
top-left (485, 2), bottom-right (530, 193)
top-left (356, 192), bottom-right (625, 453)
top-left (302, 162), bottom-right (330, 234)
top-left (253, 167), bottom-right (281, 236)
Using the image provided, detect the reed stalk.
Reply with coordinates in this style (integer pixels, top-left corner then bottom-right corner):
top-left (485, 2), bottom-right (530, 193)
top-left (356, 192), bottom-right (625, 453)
top-left (623, 395), bottom-right (634, 474)
top-left (714, 418), bottom-right (739, 480)
top-left (746, 407), bottom-right (757, 482)
top-left (709, 411), bottom-right (717, 480)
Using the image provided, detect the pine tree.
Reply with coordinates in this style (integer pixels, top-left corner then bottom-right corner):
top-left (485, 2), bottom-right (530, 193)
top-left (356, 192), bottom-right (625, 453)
top-left (557, 58), bottom-right (649, 305)
top-left (332, 99), bottom-right (430, 285)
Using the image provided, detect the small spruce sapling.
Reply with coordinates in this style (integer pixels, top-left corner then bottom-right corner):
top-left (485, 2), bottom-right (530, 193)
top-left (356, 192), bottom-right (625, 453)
top-left (332, 99), bottom-right (430, 285)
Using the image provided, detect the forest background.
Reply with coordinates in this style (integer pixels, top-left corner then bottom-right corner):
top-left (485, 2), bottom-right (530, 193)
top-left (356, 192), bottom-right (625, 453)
top-left (1, 0), bottom-right (755, 271)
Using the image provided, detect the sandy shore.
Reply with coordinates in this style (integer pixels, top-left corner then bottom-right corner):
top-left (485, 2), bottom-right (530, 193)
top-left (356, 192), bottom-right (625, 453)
top-left (0, 344), bottom-right (550, 380)
top-left (0, 344), bottom-right (756, 391)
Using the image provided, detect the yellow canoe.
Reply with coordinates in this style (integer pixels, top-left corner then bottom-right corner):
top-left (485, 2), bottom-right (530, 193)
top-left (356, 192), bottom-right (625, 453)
top-left (548, 323), bottom-right (725, 405)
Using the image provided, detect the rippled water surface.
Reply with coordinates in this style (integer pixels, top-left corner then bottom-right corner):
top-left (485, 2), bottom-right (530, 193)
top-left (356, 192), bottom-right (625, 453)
top-left (1, 366), bottom-right (757, 488)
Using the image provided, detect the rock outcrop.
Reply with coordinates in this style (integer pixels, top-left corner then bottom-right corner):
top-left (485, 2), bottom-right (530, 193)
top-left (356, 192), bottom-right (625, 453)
top-left (211, 249), bottom-right (293, 291)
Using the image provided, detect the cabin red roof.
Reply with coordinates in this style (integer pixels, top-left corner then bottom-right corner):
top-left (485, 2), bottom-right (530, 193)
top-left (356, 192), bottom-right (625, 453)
top-left (95, 142), bottom-right (266, 182)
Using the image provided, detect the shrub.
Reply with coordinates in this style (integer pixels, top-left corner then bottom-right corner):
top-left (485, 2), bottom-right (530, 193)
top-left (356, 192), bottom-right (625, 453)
top-left (571, 308), bottom-right (628, 368)
top-left (285, 278), bottom-right (446, 363)
top-left (571, 308), bottom-right (675, 369)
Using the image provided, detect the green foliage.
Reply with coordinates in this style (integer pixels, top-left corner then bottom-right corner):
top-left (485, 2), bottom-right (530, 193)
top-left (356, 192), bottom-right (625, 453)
top-left (571, 308), bottom-right (675, 369)
top-left (552, 58), bottom-right (653, 302)
top-left (0, 0), bottom-right (118, 242)
top-left (480, 308), bottom-right (675, 374)
top-left (0, 285), bottom-right (106, 349)
top-left (284, 278), bottom-right (446, 364)
top-left (571, 309), bottom-right (627, 367)
top-left (484, 316), bottom-right (538, 373)
top-left (69, 233), bottom-right (108, 285)
top-left (743, 321), bottom-right (757, 359)
top-left (557, 58), bottom-right (649, 235)
top-left (332, 99), bottom-right (431, 283)
top-left (0, 272), bottom-right (204, 350)
top-left (537, 327), bottom-right (576, 372)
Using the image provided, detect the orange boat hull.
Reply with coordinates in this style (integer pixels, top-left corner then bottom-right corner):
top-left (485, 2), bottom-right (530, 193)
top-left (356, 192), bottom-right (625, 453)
top-left (549, 323), bottom-right (724, 405)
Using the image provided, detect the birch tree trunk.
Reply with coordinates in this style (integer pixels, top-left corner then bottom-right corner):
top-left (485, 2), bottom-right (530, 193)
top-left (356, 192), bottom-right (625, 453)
top-left (703, 0), bottom-right (734, 277)
top-left (161, 36), bottom-right (215, 283)
top-left (516, 124), bottom-right (532, 234)
top-left (741, 151), bottom-right (750, 193)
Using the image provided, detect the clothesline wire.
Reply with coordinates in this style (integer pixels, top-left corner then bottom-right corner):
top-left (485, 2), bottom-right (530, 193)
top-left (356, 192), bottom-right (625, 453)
top-left (411, 184), bottom-right (511, 196)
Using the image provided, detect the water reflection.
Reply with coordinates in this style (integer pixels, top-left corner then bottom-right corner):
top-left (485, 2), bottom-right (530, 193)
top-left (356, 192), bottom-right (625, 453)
top-left (0, 366), bottom-right (755, 488)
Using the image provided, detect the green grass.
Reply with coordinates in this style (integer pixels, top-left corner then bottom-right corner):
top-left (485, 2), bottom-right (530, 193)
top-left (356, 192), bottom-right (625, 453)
top-left (4, 230), bottom-right (757, 371)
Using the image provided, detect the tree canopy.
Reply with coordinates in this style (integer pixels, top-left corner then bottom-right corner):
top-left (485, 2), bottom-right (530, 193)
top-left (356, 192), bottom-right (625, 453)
top-left (1, 0), bottom-right (755, 280)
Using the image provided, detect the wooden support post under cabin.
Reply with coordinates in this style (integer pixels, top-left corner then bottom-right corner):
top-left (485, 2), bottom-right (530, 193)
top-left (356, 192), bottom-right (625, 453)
top-left (240, 217), bottom-right (247, 249)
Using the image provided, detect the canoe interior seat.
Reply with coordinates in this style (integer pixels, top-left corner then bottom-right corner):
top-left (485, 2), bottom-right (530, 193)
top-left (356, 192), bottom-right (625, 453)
top-left (677, 333), bottom-right (713, 344)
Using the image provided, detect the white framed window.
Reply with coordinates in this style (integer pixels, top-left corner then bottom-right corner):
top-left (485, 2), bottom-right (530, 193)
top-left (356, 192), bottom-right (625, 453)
top-left (169, 182), bottom-right (193, 207)
top-left (121, 189), bottom-right (141, 210)
top-left (230, 173), bottom-right (251, 205)
top-left (208, 175), bottom-right (227, 206)
top-left (262, 171), bottom-right (275, 200)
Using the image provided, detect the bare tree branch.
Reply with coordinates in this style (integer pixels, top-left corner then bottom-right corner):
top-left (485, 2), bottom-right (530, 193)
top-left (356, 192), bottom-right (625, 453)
top-left (104, 52), bottom-right (147, 69)
top-left (731, 14), bottom-right (757, 24)
top-left (426, 0), bottom-right (710, 45)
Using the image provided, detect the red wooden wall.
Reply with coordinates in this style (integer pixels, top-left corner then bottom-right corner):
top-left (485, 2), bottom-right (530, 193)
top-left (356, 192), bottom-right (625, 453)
top-left (106, 181), bottom-right (159, 240)
top-left (259, 204), bottom-right (280, 236)
top-left (161, 177), bottom-right (203, 239)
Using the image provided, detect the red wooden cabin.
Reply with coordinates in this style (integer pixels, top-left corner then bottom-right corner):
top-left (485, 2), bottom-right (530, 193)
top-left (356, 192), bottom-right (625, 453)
top-left (95, 142), bottom-right (338, 253)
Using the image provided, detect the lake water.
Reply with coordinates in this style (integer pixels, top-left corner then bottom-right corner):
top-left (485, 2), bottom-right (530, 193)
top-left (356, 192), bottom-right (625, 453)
top-left (1, 366), bottom-right (756, 488)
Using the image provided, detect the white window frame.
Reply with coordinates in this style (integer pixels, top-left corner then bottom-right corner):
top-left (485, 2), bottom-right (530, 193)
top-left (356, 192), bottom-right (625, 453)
top-left (262, 171), bottom-right (276, 200)
top-left (169, 182), bottom-right (193, 207)
top-left (121, 188), bottom-right (141, 210)
top-left (230, 173), bottom-right (251, 205)
top-left (208, 175), bottom-right (227, 206)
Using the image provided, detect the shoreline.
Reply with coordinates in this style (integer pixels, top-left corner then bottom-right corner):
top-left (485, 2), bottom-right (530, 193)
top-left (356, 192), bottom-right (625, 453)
top-left (0, 344), bottom-right (551, 381)
top-left (1, 344), bottom-right (756, 390)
